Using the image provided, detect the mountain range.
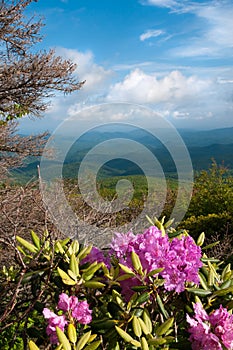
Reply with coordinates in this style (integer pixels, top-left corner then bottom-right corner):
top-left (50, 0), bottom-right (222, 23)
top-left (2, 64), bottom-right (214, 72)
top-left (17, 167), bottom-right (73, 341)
top-left (12, 126), bottom-right (233, 182)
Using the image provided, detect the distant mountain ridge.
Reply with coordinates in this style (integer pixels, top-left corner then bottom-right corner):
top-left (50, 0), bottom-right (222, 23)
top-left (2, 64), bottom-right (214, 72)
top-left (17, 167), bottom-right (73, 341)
top-left (12, 126), bottom-right (233, 182)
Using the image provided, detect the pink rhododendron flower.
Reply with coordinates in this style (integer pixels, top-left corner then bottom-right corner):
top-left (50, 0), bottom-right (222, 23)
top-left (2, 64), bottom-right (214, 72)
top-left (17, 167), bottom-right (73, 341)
top-left (43, 294), bottom-right (92, 344)
top-left (209, 305), bottom-right (233, 349)
top-left (187, 303), bottom-right (233, 350)
top-left (109, 226), bottom-right (202, 297)
top-left (43, 308), bottom-right (67, 344)
top-left (57, 293), bottom-right (79, 312)
top-left (72, 300), bottom-right (92, 324)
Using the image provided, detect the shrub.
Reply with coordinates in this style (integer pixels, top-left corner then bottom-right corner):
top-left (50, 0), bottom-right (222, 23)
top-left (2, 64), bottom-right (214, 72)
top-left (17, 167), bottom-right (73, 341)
top-left (1, 218), bottom-right (233, 349)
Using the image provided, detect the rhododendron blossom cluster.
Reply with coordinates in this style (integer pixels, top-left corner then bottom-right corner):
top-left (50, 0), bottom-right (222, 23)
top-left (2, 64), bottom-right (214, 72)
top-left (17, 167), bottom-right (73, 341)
top-left (187, 302), bottom-right (233, 350)
top-left (43, 293), bottom-right (92, 344)
top-left (110, 226), bottom-right (202, 295)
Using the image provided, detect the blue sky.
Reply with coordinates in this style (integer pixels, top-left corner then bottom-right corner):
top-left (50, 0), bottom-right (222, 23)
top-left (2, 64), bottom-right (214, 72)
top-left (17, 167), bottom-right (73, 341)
top-left (20, 0), bottom-right (233, 132)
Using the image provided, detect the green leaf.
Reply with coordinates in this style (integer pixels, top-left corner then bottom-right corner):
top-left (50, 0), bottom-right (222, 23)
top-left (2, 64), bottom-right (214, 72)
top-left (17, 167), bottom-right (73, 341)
top-left (207, 267), bottom-right (214, 286)
top-left (82, 262), bottom-right (103, 281)
top-left (155, 317), bottom-right (174, 336)
top-left (221, 263), bottom-right (232, 281)
top-left (28, 340), bottom-right (40, 350)
top-left (56, 327), bottom-right (71, 350)
top-left (201, 258), bottom-right (220, 263)
top-left (91, 319), bottom-right (116, 331)
top-left (198, 272), bottom-right (209, 290)
top-left (141, 337), bottom-right (149, 350)
top-left (211, 286), bottom-right (233, 298)
top-left (132, 316), bottom-right (142, 337)
top-left (156, 294), bottom-right (169, 319)
top-left (148, 338), bottom-right (166, 346)
top-left (119, 263), bottom-right (135, 276)
top-left (220, 279), bottom-right (232, 290)
top-left (55, 241), bottom-right (66, 255)
top-left (147, 267), bottom-right (164, 277)
top-left (135, 292), bottom-right (150, 306)
top-left (84, 281), bottom-right (105, 289)
top-left (186, 288), bottom-right (212, 296)
top-left (76, 330), bottom-right (91, 350)
top-left (116, 273), bottom-right (135, 281)
top-left (16, 236), bottom-right (38, 253)
top-left (83, 340), bottom-right (102, 350)
top-left (57, 267), bottom-right (76, 285)
top-left (70, 253), bottom-right (79, 276)
top-left (67, 323), bottom-right (77, 344)
top-left (202, 241), bottom-right (220, 250)
top-left (78, 246), bottom-right (93, 261)
top-left (30, 231), bottom-right (41, 249)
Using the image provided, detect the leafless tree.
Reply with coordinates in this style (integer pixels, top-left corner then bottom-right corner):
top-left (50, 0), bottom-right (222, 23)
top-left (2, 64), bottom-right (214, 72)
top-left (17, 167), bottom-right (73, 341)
top-left (0, 0), bottom-right (84, 178)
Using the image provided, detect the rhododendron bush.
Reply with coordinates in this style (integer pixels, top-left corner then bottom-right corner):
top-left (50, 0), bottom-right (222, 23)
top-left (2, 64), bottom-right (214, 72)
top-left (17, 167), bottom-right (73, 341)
top-left (1, 218), bottom-right (233, 350)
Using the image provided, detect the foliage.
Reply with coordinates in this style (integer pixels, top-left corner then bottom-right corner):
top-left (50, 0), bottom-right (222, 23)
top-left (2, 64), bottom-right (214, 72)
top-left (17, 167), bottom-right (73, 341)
top-left (2, 218), bottom-right (233, 349)
top-left (187, 161), bottom-right (233, 217)
top-left (180, 161), bottom-right (233, 241)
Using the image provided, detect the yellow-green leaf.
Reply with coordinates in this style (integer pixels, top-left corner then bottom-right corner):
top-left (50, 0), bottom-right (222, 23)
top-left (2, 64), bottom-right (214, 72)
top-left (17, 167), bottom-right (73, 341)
top-left (83, 340), bottom-right (102, 350)
top-left (57, 267), bottom-right (76, 285)
top-left (148, 338), bottom-right (166, 346)
top-left (68, 269), bottom-right (78, 281)
top-left (55, 241), bottom-right (65, 254)
top-left (56, 327), bottom-right (71, 350)
top-left (67, 324), bottom-right (77, 344)
top-left (28, 340), bottom-right (40, 350)
top-left (84, 281), bottom-right (105, 289)
top-left (155, 317), bottom-right (174, 336)
top-left (143, 309), bottom-right (152, 334)
top-left (115, 326), bottom-right (141, 347)
top-left (16, 236), bottom-right (38, 253)
top-left (30, 230), bottom-right (41, 249)
top-left (78, 246), bottom-right (93, 261)
top-left (76, 330), bottom-right (91, 350)
top-left (115, 326), bottom-right (134, 343)
top-left (116, 273), bottom-right (134, 281)
top-left (141, 337), bottom-right (149, 350)
top-left (131, 251), bottom-right (143, 274)
top-left (119, 263), bottom-right (135, 275)
top-left (197, 232), bottom-right (205, 246)
top-left (138, 317), bottom-right (150, 335)
top-left (198, 272), bottom-right (209, 290)
top-left (147, 267), bottom-right (164, 277)
top-left (211, 286), bottom-right (233, 298)
top-left (82, 262), bottom-right (103, 281)
top-left (132, 316), bottom-right (142, 337)
top-left (70, 253), bottom-right (79, 276)
top-left (70, 240), bottom-right (79, 254)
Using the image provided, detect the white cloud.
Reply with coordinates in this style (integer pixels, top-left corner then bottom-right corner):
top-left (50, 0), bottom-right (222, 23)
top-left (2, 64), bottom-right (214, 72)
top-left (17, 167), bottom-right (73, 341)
top-left (140, 29), bottom-right (165, 41)
top-left (196, 5), bottom-right (233, 48)
top-left (107, 68), bottom-right (210, 104)
top-left (143, 1), bottom-right (233, 59)
top-left (145, 0), bottom-right (178, 8)
top-left (56, 48), bottom-right (113, 92)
